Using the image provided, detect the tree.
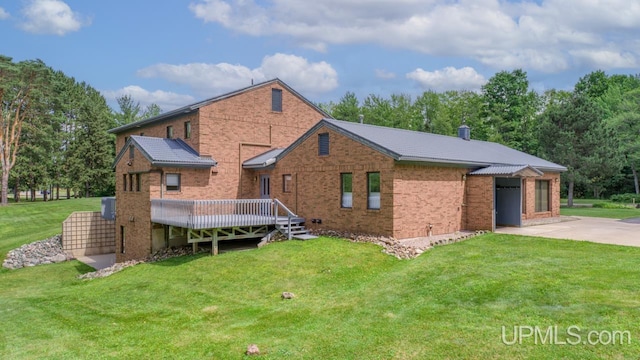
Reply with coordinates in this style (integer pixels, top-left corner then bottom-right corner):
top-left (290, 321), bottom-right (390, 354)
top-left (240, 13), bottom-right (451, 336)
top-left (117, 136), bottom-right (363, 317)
top-left (538, 94), bottom-right (620, 206)
top-left (606, 88), bottom-right (640, 194)
top-left (481, 69), bottom-right (540, 153)
top-left (114, 94), bottom-right (141, 126)
top-left (0, 56), bottom-right (48, 206)
top-left (142, 103), bottom-right (162, 119)
top-left (330, 91), bottom-right (361, 122)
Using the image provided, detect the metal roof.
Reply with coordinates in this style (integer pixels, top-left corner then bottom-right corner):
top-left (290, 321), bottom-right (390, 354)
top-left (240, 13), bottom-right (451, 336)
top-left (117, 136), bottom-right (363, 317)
top-left (108, 78), bottom-right (332, 134)
top-left (278, 119), bottom-right (567, 172)
top-left (469, 165), bottom-right (543, 177)
top-left (242, 148), bottom-right (284, 169)
top-left (113, 135), bottom-right (217, 169)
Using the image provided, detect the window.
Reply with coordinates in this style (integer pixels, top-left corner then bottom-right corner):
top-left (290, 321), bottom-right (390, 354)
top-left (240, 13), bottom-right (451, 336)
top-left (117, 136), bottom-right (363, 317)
top-left (341, 173), bottom-right (352, 208)
top-left (367, 172), bottom-right (380, 210)
top-left (123, 174), bottom-right (127, 191)
top-left (184, 121), bottom-right (191, 139)
top-left (124, 136), bottom-right (129, 143)
top-left (129, 174), bottom-right (133, 192)
top-left (166, 173), bottom-right (180, 192)
top-left (120, 226), bottom-right (125, 254)
top-left (318, 133), bottom-right (329, 156)
top-left (283, 174), bottom-right (292, 193)
top-left (272, 88), bottom-right (283, 112)
top-left (140, 132), bottom-right (144, 136)
top-left (166, 125), bottom-right (173, 139)
top-left (136, 173), bottom-right (141, 192)
top-left (535, 180), bottom-right (550, 212)
top-left (129, 145), bottom-right (134, 159)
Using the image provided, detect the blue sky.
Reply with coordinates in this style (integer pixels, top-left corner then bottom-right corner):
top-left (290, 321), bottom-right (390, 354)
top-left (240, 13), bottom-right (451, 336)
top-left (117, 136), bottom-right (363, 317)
top-left (1, 0), bottom-right (639, 112)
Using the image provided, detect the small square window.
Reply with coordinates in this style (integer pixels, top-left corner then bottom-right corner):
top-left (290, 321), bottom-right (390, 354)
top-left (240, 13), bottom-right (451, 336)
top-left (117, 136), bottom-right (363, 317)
top-left (184, 121), bottom-right (191, 139)
top-left (166, 173), bottom-right (180, 192)
top-left (318, 133), bottom-right (329, 156)
top-left (272, 88), bottom-right (283, 112)
top-left (283, 174), bottom-right (292, 193)
top-left (167, 126), bottom-right (173, 139)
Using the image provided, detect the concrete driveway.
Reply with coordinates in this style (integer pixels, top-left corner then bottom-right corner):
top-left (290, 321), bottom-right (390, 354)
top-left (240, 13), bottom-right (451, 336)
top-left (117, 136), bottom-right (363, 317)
top-left (495, 216), bottom-right (640, 247)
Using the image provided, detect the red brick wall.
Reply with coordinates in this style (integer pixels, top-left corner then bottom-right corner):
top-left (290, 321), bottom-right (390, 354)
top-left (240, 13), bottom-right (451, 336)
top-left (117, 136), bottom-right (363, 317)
top-left (266, 126), bottom-right (396, 236)
top-left (115, 113), bottom-right (199, 156)
top-left (522, 172), bottom-right (561, 220)
top-left (392, 165), bottom-right (468, 238)
top-left (464, 176), bottom-right (494, 231)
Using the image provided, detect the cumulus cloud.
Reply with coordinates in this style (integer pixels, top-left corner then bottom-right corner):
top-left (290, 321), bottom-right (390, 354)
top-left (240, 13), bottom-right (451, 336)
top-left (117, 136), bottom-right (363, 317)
top-left (20, 0), bottom-right (89, 35)
top-left (188, 0), bottom-right (640, 72)
top-left (375, 69), bottom-right (396, 79)
top-left (0, 7), bottom-right (9, 20)
top-left (138, 53), bottom-right (338, 96)
top-left (102, 86), bottom-right (196, 112)
top-left (406, 66), bottom-right (487, 92)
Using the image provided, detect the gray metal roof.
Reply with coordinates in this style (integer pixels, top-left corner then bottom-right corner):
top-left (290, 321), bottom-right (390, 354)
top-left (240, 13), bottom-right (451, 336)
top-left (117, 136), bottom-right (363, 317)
top-left (469, 165), bottom-right (543, 177)
top-left (108, 78), bottom-right (332, 134)
top-left (243, 148), bottom-right (284, 169)
top-left (113, 135), bottom-right (217, 169)
top-left (278, 119), bottom-right (567, 172)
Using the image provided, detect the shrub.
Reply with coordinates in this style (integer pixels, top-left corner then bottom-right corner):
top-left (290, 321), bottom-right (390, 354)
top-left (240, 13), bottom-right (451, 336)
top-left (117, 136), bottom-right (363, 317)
top-left (592, 202), bottom-right (632, 209)
top-left (610, 193), bottom-right (640, 204)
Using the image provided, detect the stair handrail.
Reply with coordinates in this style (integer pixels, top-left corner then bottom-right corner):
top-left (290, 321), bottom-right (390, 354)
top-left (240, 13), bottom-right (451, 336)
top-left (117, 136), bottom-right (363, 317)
top-left (273, 199), bottom-right (296, 240)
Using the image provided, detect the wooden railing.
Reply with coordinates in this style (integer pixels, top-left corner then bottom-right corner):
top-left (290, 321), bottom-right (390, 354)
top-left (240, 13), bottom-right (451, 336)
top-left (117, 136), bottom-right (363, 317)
top-left (150, 198), bottom-right (297, 229)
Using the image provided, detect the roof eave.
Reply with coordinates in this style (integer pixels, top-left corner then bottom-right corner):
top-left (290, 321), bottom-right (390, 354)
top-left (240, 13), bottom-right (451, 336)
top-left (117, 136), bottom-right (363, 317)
top-left (151, 161), bottom-right (215, 169)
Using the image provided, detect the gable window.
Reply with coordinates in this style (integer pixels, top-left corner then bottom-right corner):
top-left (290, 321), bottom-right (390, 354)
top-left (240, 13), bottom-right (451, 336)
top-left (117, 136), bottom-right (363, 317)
top-left (136, 173), bottom-right (141, 192)
top-left (166, 173), bottom-right (181, 192)
top-left (272, 88), bottom-right (283, 112)
top-left (341, 173), bottom-right (352, 208)
top-left (283, 174), bottom-right (292, 193)
top-left (129, 145), bottom-right (134, 159)
top-left (167, 125), bottom-right (173, 139)
top-left (129, 174), bottom-right (134, 192)
top-left (318, 133), bottom-right (329, 156)
top-left (123, 174), bottom-right (127, 191)
top-left (367, 172), bottom-right (380, 210)
top-left (184, 121), bottom-right (191, 139)
top-left (535, 180), bottom-right (550, 212)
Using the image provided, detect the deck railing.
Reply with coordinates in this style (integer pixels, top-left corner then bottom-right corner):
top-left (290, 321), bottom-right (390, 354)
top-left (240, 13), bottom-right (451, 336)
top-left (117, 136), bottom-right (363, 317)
top-left (151, 198), bottom-right (293, 229)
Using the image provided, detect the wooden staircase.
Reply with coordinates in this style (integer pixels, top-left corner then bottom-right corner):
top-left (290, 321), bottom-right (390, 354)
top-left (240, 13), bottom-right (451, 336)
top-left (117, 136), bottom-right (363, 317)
top-left (276, 218), bottom-right (317, 240)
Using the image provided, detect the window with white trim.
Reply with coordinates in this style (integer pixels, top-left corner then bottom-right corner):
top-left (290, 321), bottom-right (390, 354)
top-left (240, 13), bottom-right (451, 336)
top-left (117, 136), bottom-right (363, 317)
top-left (166, 173), bottom-right (181, 192)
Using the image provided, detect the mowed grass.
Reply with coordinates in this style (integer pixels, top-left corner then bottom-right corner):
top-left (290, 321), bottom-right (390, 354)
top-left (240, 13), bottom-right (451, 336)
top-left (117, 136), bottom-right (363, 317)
top-left (0, 198), bottom-right (101, 258)
top-left (2, 201), bottom-right (640, 359)
top-left (560, 207), bottom-right (640, 219)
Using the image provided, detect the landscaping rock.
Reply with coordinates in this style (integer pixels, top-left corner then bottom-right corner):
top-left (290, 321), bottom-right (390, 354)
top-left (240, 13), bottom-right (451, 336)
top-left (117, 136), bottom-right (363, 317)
top-left (2, 235), bottom-right (73, 270)
top-left (281, 292), bottom-right (295, 299)
top-left (246, 344), bottom-right (260, 356)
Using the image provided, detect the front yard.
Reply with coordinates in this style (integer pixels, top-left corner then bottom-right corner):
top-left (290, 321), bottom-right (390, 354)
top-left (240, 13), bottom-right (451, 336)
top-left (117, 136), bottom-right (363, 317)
top-left (1, 199), bottom-right (639, 359)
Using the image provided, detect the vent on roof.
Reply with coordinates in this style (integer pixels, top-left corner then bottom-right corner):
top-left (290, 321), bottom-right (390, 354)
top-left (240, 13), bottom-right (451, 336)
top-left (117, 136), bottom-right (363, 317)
top-left (458, 125), bottom-right (470, 141)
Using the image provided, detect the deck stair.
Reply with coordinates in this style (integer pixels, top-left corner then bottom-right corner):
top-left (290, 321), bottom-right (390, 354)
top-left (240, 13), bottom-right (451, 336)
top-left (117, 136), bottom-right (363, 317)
top-left (276, 218), bottom-right (317, 240)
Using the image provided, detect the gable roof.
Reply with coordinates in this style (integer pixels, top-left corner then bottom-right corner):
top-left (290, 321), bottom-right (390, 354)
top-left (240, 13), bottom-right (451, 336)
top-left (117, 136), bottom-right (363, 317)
top-left (242, 148), bottom-right (284, 169)
top-left (108, 78), bottom-right (331, 134)
top-left (114, 135), bottom-right (217, 169)
top-left (277, 119), bottom-right (567, 172)
top-left (469, 165), bottom-right (543, 177)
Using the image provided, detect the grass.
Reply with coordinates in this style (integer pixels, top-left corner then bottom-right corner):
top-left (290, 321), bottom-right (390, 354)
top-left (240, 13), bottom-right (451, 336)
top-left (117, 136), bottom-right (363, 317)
top-left (2, 201), bottom-right (640, 359)
top-left (0, 198), bottom-right (101, 258)
top-left (560, 206), bottom-right (640, 219)
top-left (560, 198), bottom-right (610, 205)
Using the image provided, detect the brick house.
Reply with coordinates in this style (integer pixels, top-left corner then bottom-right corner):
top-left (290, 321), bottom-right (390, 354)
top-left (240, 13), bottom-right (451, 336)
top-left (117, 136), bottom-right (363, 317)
top-left (109, 80), bottom-right (566, 262)
top-left (244, 119), bottom-right (566, 239)
top-left (109, 79), bottom-right (330, 261)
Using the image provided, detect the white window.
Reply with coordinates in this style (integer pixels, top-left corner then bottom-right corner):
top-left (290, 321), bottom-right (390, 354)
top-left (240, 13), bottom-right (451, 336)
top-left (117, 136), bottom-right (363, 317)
top-left (166, 174), bottom-right (180, 192)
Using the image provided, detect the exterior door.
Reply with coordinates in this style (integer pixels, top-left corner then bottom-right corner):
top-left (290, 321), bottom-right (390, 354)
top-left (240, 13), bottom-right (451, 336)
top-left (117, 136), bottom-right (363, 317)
top-left (495, 177), bottom-right (522, 227)
top-left (259, 175), bottom-right (271, 216)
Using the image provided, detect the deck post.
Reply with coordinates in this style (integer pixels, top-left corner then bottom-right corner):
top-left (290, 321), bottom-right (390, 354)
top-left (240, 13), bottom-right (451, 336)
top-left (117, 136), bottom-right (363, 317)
top-left (212, 230), bottom-right (219, 255)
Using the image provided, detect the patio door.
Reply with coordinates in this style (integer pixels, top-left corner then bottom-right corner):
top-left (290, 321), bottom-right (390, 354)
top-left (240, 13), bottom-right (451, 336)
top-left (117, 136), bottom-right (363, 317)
top-left (259, 175), bottom-right (271, 216)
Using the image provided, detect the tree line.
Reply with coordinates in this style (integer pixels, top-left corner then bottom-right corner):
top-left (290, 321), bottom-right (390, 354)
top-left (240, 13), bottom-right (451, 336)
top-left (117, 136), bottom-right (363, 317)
top-left (0, 56), bottom-right (160, 206)
top-left (320, 70), bottom-right (640, 206)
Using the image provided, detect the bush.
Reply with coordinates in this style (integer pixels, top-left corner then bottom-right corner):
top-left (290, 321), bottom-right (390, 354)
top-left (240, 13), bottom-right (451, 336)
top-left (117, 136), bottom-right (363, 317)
top-left (592, 202), bottom-right (632, 209)
top-left (610, 193), bottom-right (640, 204)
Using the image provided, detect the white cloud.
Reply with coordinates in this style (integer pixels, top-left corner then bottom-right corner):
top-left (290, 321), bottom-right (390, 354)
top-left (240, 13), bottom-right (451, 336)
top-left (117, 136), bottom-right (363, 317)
top-left (102, 86), bottom-right (196, 112)
top-left (138, 53), bottom-right (338, 96)
top-left (0, 7), bottom-right (10, 20)
top-left (406, 66), bottom-right (487, 92)
top-left (375, 69), bottom-right (396, 79)
top-left (20, 0), bottom-right (89, 35)
top-left (189, 0), bottom-right (640, 72)
top-left (569, 49), bottom-right (637, 69)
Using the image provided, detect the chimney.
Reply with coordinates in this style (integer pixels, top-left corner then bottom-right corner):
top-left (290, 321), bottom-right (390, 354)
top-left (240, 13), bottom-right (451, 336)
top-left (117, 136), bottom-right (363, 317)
top-left (458, 124), bottom-right (470, 141)
top-left (358, 114), bottom-right (364, 124)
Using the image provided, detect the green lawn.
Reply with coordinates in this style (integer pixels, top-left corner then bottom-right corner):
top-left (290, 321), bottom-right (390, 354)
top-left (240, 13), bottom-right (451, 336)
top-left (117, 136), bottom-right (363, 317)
top-left (2, 201), bottom-right (639, 359)
top-left (0, 198), bottom-right (101, 258)
top-left (560, 198), bottom-right (610, 205)
top-left (560, 206), bottom-right (640, 219)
